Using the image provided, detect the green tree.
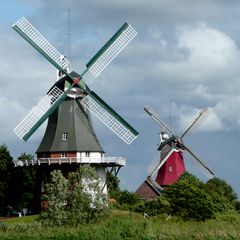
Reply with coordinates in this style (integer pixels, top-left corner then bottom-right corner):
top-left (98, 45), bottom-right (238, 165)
top-left (8, 153), bottom-right (36, 212)
top-left (66, 165), bottom-right (107, 226)
top-left (41, 170), bottom-right (68, 226)
top-left (0, 144), bottom-right (13, 215)
top-left (163, 177), bottom-right (215, 221)
top-left (204, 177), bottom-right (238, 212)
top-left (41, 165), bottom-right (107, 227)
top-left (178, 172), bottom-right (203, 186)
top-left (106, 172), bottom-right (121, 198)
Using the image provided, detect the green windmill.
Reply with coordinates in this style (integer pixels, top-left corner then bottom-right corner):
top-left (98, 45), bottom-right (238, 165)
top-left (12, 17), bottom-right (138, 211)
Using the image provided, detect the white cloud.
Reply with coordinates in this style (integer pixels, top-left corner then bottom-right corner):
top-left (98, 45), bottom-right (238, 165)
top-left (0, 96), bottom-right (25, 140)
top-left (157, 23), bottom-right (240, 83)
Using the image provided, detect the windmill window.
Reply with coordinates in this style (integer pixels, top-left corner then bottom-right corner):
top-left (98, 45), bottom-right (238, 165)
top-left (85, 151), bottom-right (90, 157)
top-left (61, 152), bottom-right (67, 158)
top-left (62, 133), bottom-right (68, 141)
top-left (169, 166), bottom-right (173, 172)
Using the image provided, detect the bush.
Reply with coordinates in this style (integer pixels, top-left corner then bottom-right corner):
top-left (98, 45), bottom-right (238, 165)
top-left (134, 197), bottom-right (170, 217)
top-left (163, 178), bottom-right (215, 221)
top-left (117, 190), bottom-right (141, 209)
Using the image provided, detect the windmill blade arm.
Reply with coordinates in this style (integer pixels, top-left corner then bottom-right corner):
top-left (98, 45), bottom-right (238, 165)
top-left (148, 145), bottom-right (175, 177)
top-left (184, 145), bottom-right (214, 179)
top-left (181, 107), bottom-right (211, 139)
top-left (14, 86), bottom-right (67, 141)
top-left (12, 17), bottom-right (70, 73)
top-left (144, 104), bottom-right (175, 136)
top-left (81, 92), bottom-right (138, 144)
top-left (86, 22), bottom-right (137, 78)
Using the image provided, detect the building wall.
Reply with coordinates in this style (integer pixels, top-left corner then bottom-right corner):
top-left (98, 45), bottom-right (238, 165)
top-left (95, 166), bottom-right (107, 196)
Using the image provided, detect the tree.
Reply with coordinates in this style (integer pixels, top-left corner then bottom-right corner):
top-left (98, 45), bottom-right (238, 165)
top-left (8, 153), bottom-right (36, 212)
top-left (163, 176), bottom-right (215, 221)
top-left (178, 172), bottom-right (203, 186)
top-left (41, 165), bottom-right (107, 226)
top-left (0, 144), bottom-right (13, 215)
top-left (204, 177), bottom-right (238, 212)
top-left (41, 170), bottom-right (68, 226)
top-left (106, 172), bottom-right (121, 198)
top-left (66, 165), bottom-right (107, 226)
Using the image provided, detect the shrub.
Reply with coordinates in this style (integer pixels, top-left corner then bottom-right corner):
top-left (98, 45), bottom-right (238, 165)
top-left (163, 179), bottom-right (215, 221)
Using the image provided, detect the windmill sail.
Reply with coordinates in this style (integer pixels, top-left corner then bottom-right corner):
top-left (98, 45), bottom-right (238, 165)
top-left (144, 104), bottom-right (175, 136)
top-left (184, 145), bottom-right (214, 179)
top-left (81, 93), bottom-right (138, 144)
top-left (12, 17), bottom-right (70, 73)
top-left (181, 107), bottom-right (211, 138)
top-left (86, 22), bottom-right (137, 78)
top-left (14, 86), bottom-right (66, 141)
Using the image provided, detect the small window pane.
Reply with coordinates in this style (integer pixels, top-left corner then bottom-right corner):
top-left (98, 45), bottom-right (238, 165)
top-left (62, 133), bottom-right (68, 141)
top-left (61, 152), bottom-right (67, 158)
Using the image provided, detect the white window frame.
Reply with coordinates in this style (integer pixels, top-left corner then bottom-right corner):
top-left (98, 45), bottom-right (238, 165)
top-left (85, 151), bottom-right (90, 157)
top-left (62, 132), bottom-right (68, 141)
top-left (61, 152), bottom-right (67, 158)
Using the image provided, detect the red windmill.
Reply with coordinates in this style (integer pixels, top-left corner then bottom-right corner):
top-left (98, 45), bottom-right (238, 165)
top-left (144, 104), bottom-right (214, 187)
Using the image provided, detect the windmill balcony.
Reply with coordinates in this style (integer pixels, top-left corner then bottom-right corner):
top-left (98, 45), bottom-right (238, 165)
top-left (13, 156), bottom-right (126, 167)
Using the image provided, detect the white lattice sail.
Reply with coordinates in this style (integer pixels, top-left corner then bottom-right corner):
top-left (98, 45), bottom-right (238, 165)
top-left (12, 17), bottom-right (70, 70)
top-left (81, 95), bottom-right (137, 144)
top-left (86, 23), bottom-right (137, 78)
top-left (14, 86), bottom-right (64, 140)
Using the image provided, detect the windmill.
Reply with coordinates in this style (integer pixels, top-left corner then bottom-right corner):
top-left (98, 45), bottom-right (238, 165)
top-left (145, 104), bottom-right (214, 187)
top-left (12, 17), bottom-right (138, 211)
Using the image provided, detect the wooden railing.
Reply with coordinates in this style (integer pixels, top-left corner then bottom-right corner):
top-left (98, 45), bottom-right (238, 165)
top-left (13, 156), bottom-right (126, 167)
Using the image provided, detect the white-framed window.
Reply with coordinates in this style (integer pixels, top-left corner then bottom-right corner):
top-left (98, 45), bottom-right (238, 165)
top-left (85, 151), bottom-right (90, 157)
top-left (62, 133), bottom-right (68, 141)
top-left (61, 152), bottom-right (67, 158)
top-left (169, 166), bottom-right (173, 172)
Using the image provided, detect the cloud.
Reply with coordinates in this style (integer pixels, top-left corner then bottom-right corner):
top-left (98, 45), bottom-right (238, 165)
top-left (157, 23), bottom-right (240, 82)
top-left (177, 106), bottom-right (224, 134)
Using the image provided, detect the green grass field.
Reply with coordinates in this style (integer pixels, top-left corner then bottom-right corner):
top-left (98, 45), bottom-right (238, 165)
top-left (0, 210), bottom-right (240, 239)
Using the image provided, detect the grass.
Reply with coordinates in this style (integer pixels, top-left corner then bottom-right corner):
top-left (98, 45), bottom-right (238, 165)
top-left (0, 210), bottom-right (240, 239)
top-left (0, 215), bottom-right (38, 224)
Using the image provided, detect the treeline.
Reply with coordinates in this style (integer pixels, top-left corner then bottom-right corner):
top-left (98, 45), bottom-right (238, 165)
top-left (109, 172), bottom-right (240, 221)
top-left (0, 145), bottom-right (36, 216)
top-left (0, 143), bottom-right (239, 222)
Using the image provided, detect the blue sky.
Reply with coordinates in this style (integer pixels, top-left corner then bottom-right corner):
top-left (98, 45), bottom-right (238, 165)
top-left (1, 0), bottom-right (240, 197)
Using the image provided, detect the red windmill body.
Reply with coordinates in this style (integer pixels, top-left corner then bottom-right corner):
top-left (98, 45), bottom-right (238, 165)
top-left (156, 150), bottom-right (185, 185)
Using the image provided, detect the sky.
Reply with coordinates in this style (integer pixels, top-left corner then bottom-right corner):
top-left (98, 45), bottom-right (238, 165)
top-left (1, 0), bottom-right (240, 196)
